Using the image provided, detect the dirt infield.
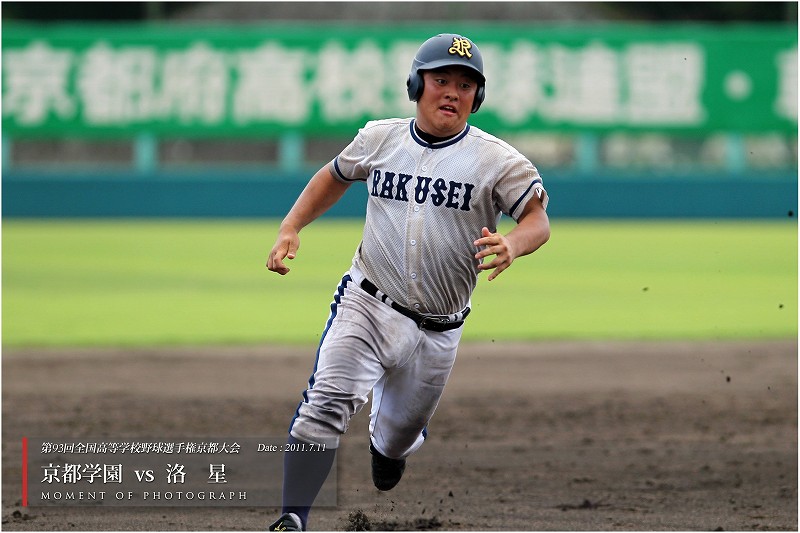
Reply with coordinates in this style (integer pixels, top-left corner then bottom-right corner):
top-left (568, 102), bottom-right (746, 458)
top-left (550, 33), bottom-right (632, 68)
top-left (2, 340), bottom-right (797, 531)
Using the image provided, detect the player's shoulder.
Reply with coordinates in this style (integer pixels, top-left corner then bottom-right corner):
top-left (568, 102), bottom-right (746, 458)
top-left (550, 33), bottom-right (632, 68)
top-left (465, 124), bottom-right (522, 156)
top-left (360, 117), bottom-right (412, 135)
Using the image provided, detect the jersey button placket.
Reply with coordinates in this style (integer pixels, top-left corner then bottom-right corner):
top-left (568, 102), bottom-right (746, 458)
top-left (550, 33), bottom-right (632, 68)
top-left (407, 160), bottom-right (426, 313)
top-left (408, 148), bottom-right (436, 313)
top-left (407, 205), bottom-right (424, 311)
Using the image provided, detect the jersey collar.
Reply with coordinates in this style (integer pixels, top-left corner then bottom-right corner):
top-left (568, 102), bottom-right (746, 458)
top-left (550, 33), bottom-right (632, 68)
top-left (409, 119), bottom-right (470, 149)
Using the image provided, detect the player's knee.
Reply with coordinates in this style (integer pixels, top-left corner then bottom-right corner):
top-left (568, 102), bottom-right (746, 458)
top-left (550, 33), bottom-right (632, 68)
top-left (290, 400), bottom-right (355, 448)
top-left (290, 417), bottom-right (342, 449)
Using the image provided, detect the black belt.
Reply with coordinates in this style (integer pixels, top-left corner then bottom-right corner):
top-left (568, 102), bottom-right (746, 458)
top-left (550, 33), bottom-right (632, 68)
top-left (359, 278), bottom-right (468, 332)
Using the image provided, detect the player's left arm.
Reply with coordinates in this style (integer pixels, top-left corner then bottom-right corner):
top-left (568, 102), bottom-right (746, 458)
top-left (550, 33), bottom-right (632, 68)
top-left (474, 196), bottom-right (550, 281)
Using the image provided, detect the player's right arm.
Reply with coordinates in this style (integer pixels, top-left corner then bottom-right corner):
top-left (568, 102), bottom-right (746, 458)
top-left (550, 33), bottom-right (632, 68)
top-left (267, 166), bottom-right (351, 275)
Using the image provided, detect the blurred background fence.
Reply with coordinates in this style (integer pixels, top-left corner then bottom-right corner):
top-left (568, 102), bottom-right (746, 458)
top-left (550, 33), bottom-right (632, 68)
top-left (2, 2), bottom-right (797, 219)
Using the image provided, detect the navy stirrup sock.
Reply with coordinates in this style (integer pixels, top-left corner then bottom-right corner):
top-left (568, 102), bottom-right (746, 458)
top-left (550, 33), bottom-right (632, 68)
top-left (281, 435), bottom-right (336, 530)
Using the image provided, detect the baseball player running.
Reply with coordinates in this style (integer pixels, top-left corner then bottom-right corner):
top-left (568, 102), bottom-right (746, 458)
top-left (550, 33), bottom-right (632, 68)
top-left (266, 33), bottom-right (550, 531)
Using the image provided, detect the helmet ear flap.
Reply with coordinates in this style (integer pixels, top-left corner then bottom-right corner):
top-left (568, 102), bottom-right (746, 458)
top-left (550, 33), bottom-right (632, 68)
top-left (472, 84), bottom-right (485, 113)
top-left (406, 71), bottom-right (424, 102)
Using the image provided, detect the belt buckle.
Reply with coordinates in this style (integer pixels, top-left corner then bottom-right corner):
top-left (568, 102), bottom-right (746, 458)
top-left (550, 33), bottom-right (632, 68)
top-left (419, 316), bottom-right (449, 331)
top-left (418, 316), bottom-right (443, 331)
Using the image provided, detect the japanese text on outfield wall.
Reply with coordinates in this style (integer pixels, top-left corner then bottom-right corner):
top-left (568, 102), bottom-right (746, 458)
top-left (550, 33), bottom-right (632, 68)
top-left (2, 24), bottom-right (797, 136)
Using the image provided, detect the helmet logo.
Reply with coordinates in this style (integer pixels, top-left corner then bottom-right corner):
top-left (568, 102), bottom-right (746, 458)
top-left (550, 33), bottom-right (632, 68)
top-left (448, 37), bottom-right (473, 59)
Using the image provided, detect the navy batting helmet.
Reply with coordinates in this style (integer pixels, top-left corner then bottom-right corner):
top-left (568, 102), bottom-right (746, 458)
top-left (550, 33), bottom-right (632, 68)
top-left (406, 33), bottom-right (486, 113)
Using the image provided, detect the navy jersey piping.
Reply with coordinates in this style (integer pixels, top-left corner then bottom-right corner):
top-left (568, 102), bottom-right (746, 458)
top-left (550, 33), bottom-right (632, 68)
top-left (332, 157), bottom-right (364, 182)
top-left (289, 273), bottom-right (352, 433)
top-left (409, 119), bottom-right (470, 149)
top-left (509, 178), bottom-right (543, 219)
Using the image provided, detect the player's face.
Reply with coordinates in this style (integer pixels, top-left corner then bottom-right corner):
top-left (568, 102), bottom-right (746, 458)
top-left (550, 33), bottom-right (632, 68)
top-left (416, 67), bottom-right (478, 137)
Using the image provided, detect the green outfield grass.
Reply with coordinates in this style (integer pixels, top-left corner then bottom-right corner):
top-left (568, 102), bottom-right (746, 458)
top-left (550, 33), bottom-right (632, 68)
top-left (2, 218), bottom-right (796, 347)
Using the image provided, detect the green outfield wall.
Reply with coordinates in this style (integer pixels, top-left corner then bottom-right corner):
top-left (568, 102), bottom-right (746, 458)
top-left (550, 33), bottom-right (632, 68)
top-left (2, 170), bottom-right (796, 219)
top-left (2, 23), bottom-right (796, 136)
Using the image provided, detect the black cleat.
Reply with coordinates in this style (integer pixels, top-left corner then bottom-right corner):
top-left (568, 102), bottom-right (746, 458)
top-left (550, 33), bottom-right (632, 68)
top-left (268, 512), bottom-right (303, 531)
top-left (370, 443), bottom-right (406, 491)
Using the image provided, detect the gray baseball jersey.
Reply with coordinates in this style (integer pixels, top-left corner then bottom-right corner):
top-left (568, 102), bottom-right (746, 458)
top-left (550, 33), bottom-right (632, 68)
top-left (330, 117), bottom-right (548, 316)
